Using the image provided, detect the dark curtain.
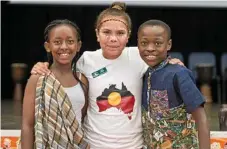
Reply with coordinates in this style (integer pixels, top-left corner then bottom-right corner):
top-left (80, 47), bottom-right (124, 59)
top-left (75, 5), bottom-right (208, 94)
top-left (2, 1), bottom-right (227, 99)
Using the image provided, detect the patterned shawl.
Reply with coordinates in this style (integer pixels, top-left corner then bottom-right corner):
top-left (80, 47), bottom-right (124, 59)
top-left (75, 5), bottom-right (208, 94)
top-left (34, 74), bottom-right (90, 149)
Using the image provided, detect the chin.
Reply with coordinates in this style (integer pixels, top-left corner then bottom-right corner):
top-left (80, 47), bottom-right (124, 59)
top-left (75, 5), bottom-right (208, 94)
top-left (144, 61), bottom-right (158, 68)
top-left (148, 63), bottom-right (156, 67)
top-left (106, 51), bottom-right (122, 58)
top-left (58, 60), bottom-right (71, 65)
top-left (108, 49), bottom-right (121, 54)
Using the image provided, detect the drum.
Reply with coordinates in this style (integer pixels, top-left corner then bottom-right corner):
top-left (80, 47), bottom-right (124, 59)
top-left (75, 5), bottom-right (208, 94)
top-left (223, 68), bottom-right (227, 103)
top-left (196, 63), bottom-right (214, 84)
top-left (11, 63), bottom-right (27, 101)
top-left (219, 104), bottom-right (227, 131)
top-left (219, 68), bottom-right (227, 131)
top-left (196, 64), bottom-right (214, 103)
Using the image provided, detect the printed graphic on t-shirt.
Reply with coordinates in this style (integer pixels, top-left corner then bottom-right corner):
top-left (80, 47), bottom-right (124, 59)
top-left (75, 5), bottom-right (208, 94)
top-left (96, 83), bottom-right (135, 119)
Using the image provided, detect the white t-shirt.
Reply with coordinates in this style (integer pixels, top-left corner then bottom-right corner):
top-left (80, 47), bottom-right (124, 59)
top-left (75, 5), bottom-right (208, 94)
top-left (77, 47), bottom-right (148, 149)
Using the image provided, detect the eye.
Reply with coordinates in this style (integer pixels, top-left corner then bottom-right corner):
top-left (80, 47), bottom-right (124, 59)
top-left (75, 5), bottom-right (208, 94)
top-left (155, 42), bottom-right (163, 46)
top-left (117, 31), bottom-right (126, 36)
top-left (67, 40), bottom-right (75, 44)
top-left (102, 30), bottom-right (111, 35)
top-left (140, 41), bottom-right (148, 46)
top-left (54, 40), bottom-right (61, 45)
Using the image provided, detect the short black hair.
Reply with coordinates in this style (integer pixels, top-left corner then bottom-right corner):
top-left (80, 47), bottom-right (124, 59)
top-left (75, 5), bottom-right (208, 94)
top-left (138, 19), bottom-right (171, 40)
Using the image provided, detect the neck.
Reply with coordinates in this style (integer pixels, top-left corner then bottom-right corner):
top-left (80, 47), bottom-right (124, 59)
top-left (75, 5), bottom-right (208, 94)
top-left (150, 57), bottom-right (168, 69)
top-left (103, 55), bottom-right (120, 60)
top-left (50, 63), bottom-right (73, 75)
top-left (102, 52), bottom-right (122, 60)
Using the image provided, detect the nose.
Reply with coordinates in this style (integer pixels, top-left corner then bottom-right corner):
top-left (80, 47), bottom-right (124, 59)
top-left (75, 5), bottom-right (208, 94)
top-left (146, 43), bottom-right (155, 52)
top-left (109, 34), bottom-right (118, 42)
top-left (60, 41), bottom-right (68, 49)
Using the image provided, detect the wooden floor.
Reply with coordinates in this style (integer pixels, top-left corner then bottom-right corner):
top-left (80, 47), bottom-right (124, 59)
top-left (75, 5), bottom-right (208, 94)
top-left (0, 99), bottom-right (221, 131)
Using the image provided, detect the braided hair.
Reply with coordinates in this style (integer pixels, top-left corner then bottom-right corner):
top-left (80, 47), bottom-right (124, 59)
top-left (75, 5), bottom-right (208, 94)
top-left (44, 19), bottom-right (87, 90)
top-left (44, 19), bottom-right (81, 67)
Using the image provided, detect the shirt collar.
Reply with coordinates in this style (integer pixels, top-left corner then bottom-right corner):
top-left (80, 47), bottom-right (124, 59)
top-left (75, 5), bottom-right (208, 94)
top-left (148, 56), bottom-right (170, 73)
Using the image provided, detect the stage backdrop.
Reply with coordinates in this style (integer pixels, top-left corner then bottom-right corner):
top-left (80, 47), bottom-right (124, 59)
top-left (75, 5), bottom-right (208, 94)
top-left (2, 2), bottom-right (227, 99)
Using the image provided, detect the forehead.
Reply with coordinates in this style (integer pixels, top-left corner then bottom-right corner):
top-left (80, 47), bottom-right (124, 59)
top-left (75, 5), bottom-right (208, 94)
top-left (139, 25), bottom-right (167, 38)
top-left (99, 16), bottom-right (128, 31)
top-left (49, 25), bottom-right (77, 37)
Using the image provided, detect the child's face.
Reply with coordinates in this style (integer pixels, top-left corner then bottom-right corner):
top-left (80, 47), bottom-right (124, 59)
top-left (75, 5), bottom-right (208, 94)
top-left (96, 15), bottom-right (129, 59)
top-left (138, 25), bottom-right (172, 67)
top-left (45, 25), bottom-right (81, 65)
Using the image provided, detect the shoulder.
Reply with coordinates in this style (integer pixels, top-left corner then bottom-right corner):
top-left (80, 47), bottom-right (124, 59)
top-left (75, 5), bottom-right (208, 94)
top-left (24, 74), bottom-right (42, 92)
top-left (126, 46), bottom-right (146, 64)
top-left (27, 74), bottom-right (41, 84)
top-left (158, 64), bottom-right (194, 82)
top-left (80, 49), bottom-right (102, 60)
top-left (167, 64), bottom-right (196, 84)
top-left (77, 49), bottom-right (101, 65)
top-left (166, 64), bottom-right (193, 76)
top-left (78, 72), bottom-right (89, 96)
top-left (77, 49), bottom-right (101, 72)
top-left (126, 46), bottom-right (140, 57)
top-left (79, 73), bottom-right (88, 87)
top-left (127, 46), bottom-right (139, 51)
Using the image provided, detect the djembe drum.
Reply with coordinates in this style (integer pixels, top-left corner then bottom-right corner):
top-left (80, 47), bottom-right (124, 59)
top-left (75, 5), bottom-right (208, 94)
top-left (219, 104), bottom-right (227, 131)
top-left (219, 68), bottom-right (227, 131)
top-left (196, 63), bottom-right (214, 103)
top-left (11, 63), bottom-right (27, 101)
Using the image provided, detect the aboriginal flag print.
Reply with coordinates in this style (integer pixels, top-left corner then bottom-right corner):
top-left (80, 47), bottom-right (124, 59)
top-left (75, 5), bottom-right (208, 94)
top-left (96, 83), bottom-right (135, 119)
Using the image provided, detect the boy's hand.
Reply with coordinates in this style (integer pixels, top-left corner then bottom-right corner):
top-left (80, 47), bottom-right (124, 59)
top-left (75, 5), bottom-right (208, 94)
top-left (169, 58), bottom-right (185, 66)
top-left (31, 62), bottom-right (50, 76)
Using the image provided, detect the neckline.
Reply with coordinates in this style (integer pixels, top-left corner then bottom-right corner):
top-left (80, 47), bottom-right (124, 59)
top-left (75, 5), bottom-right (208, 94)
top-left (148, 56), bottom-right (170, 73)
top-left (49, 71), bottom-right (80, 88)
top-left (63, 84), bottom-right (79, 89)
top-left (100, 47), bottom-right (126, 62)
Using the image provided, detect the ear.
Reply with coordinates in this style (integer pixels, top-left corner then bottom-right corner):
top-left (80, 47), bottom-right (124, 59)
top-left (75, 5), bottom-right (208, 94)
top-left (128, 30), bottom-right (131, 38)
top-left (125, 30), bottom-right (131, 44)
top-left (44, 42), bottom-right (51, 52)
top-left (95, 29), bottom-right (100, 42)
top-left (126, 33), bottom-right (130, 43)
top-left (167, 39), bottom-right (172, 51)
top-left (77, 41), bottom-right (82, 52)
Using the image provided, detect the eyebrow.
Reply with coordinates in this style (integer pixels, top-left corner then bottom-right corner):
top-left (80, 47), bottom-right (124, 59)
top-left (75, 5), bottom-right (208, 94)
top-left (153, 37), bottom-right (164, 40)
top-left (139, 36), bottom-right (164, 41)
top-left (154, 33), bottom-right (165, 37)
top-left (100, 28), bottom-right (127, 31)
top-left (53, 36), bottom-right (74, 39)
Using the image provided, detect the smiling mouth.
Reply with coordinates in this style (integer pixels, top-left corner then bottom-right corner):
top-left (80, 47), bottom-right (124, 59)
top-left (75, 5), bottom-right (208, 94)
top-left (58, 53), bottom-right (70, 58)
top-left (108, 46), bottom-right (120, 48)
top-left (145, 55), bottom-right (156, 60)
